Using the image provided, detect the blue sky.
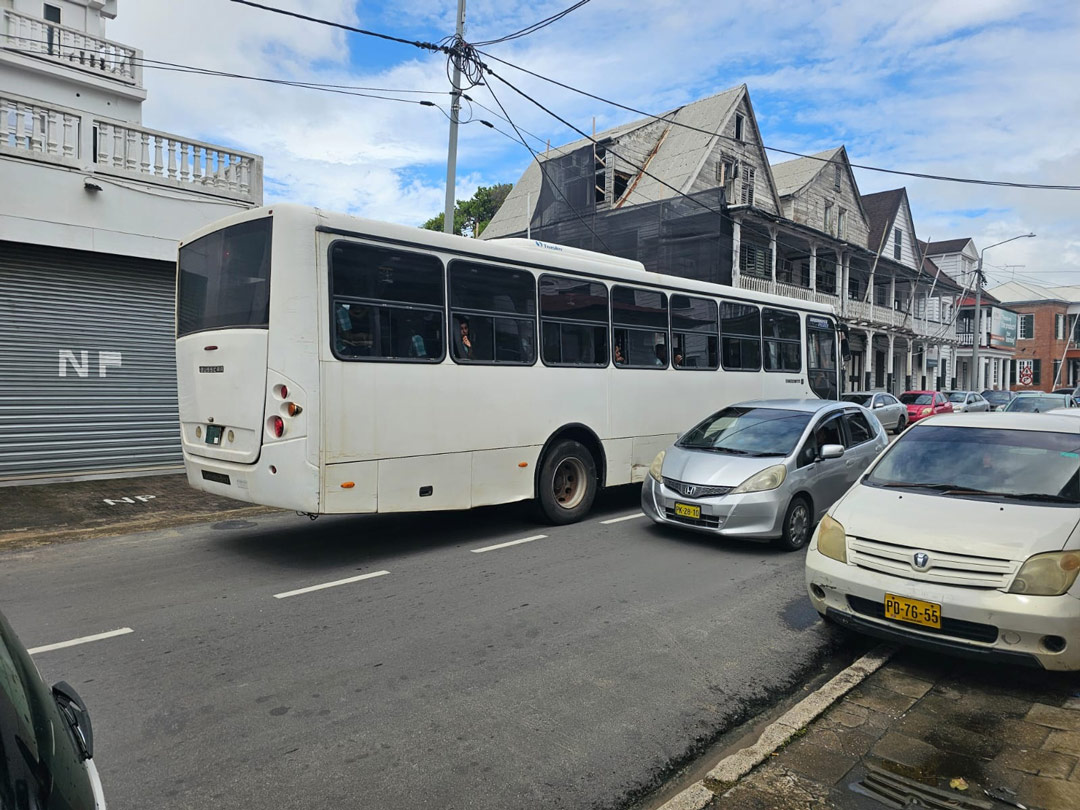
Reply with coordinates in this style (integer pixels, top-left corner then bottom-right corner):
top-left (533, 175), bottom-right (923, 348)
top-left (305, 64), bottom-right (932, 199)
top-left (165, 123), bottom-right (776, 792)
top-left (111, 0), bottom-right (1080, 288)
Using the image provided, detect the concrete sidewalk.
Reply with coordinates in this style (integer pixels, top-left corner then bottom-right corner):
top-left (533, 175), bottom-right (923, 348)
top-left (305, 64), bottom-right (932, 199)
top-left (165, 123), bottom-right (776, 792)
top-left (0, 473), bottom-right (277, 549)
top-left (705, 648), bottom-right (1080, 809)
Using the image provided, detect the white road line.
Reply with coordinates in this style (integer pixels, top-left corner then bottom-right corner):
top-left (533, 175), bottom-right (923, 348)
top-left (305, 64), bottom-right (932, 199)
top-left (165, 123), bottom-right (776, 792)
top-left (471, 534), bottom-right (547, 554)
top-left (600, 512), bottom-right (645, 525)
top-left (273, 570), bottom-right (390, 599)
top-left (28, 627), bottom-right (134, 656)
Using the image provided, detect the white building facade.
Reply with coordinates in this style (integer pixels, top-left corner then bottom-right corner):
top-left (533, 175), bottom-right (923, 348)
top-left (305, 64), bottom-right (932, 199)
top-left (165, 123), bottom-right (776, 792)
top-left (0, 0), bottom-right (263, 483)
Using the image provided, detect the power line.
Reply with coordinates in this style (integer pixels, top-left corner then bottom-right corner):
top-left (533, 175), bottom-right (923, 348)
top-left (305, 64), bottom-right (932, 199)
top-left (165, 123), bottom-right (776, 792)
top-left (474, 0), bottom-right (593, 47)
top-left (476, 50), bottom-right (1080, 192)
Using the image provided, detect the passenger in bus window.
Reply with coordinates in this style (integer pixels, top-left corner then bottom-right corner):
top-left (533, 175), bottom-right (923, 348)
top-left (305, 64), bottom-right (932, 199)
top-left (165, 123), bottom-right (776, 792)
top-left (453, 316), bottom-right (474, 360)
top-left (654, 342), bottom-right (668, 367)
top-left (614, 342), bottom-right (626, 365)
top-left (338, 304), bottom-right (374, 357)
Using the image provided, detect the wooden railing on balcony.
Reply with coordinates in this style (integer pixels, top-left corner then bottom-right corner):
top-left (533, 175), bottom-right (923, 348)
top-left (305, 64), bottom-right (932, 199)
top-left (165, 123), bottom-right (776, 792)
top-left (1, 8), bottom-right (141, 86)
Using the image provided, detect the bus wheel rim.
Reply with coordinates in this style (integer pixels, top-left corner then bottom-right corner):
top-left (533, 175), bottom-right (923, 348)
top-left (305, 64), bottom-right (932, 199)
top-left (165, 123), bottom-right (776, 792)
top-left (552, 457), bottom-right (587, 510)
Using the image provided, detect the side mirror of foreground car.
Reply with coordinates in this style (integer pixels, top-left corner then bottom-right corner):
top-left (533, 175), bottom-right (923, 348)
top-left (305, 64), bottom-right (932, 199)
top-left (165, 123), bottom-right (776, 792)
top-left (819, 444), bottom-right (845, 460)
top-left (52, 681), bottom-right (94, 760)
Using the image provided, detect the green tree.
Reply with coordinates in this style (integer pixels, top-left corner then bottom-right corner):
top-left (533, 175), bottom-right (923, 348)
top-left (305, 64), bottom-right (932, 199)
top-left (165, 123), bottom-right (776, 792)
top-left (422, 183), bottom-right (512, 238)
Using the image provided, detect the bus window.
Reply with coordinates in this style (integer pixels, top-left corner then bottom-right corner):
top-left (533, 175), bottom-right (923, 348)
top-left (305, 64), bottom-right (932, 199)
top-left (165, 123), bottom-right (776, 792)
top-left (449, 261), bottom-right (536, 365)
top-left (329, 242), bottom-right (445, 362)
top-left (670, 295), bottom-right (718, 370)
top-left (540, 275), bottom-right (609, 366)
top-left (807, 316), bottom-right (839, 399)
top-left (720, 302), bottom-right (761, 371)
top-left (762, 308), bottom-right (801, 372)
top-left (612, 286), bottom-right (668, 368)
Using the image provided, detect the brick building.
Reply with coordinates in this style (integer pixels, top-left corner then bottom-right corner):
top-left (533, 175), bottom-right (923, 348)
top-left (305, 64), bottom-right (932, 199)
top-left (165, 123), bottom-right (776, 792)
top-left (990, 280), bottom-right (1080, 391)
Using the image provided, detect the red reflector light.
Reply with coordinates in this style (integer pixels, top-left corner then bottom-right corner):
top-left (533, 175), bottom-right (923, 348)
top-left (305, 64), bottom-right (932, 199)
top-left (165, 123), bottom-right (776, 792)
top-left (204, 345), bottom-right (218, 351)
top-left (279, 385), bottom-right (288, 399)
top-left (272, 416), bottom-right (284, 437)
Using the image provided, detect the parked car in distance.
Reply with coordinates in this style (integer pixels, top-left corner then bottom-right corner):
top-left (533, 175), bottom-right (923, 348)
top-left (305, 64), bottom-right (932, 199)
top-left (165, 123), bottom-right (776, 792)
top-left (1003, 393), bottom-right (1076, 413)
top-left (1053, 386), bottom-right (1080, 399)
top-left (805, 412), bottom-right (1080, 670)
top-left (0, 608), bottom-right (107, 808)
top-left (981, 389), bottom-right (1017, 411)
top-left (944, 390), bottom-right (990, 413)
top-left (841, 391), bottom-right (907, 433)
top-left (642, 400), bottom-right (888, 551)
top-left (899, 390), bottom-right (953, 423)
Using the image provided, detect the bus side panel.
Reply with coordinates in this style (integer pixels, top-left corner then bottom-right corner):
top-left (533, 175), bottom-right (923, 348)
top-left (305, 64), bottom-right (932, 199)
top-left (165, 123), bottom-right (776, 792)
top-left (471, 447), bottom-right (539, 507)
top-left (631, 435), bottom-right (677, 483)
top-left (602, 438), bottom-right (633, 487)
top-left (379, 454), bottom-right (471, 512)
top-left (322, 460), bottom-right (377, 514)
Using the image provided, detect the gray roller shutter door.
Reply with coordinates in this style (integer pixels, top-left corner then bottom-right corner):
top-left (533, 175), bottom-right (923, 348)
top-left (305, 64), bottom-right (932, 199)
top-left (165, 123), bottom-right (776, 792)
top-left (0, 242), bottom-right (181, 482)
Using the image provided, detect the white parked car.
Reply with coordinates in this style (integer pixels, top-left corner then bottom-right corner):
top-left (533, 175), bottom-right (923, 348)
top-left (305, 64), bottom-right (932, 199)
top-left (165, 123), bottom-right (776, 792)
top-left (944, 390), bottom-right (990, 413)
top-left (841, 391), bottom-right (907, 433)
top-left (805, 412), bottom-right (1080, 671)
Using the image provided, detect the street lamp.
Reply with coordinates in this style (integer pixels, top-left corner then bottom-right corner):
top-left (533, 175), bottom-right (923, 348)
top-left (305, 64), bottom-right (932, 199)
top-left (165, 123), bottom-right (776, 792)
top-left (972, 233), bottom-right (1035, 390)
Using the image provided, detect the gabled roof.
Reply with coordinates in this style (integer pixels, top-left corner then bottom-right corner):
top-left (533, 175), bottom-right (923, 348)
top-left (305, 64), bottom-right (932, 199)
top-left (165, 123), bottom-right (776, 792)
top-left (482, 85), bottom-right (749, 239)
top-left (989, 279), bottom-right (1072, 304)
top-left (861, 189), bottom-right (905, 253)
top-left (922, 237), bottom-right (975, 256)
top-left (771, 148), bottom-right (842, 197)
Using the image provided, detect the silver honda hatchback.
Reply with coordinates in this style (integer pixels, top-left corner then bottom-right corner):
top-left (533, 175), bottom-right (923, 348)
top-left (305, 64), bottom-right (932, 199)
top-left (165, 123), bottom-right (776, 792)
top-left (642, 400), bottom-right (888, 551)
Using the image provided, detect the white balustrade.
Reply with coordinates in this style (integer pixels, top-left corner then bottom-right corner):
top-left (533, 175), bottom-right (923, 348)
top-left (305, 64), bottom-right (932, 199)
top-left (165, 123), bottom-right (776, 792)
top-left (0, 94), bottom-right (81, 162)
top-left (738, 275), bottom-right (774, 295)
top-left (2, 8), bottom-right (140, 85)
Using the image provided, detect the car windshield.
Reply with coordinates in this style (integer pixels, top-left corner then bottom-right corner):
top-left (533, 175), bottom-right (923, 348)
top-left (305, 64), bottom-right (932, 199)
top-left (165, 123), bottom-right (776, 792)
top-left (841, 394), bottom-right (872, 406)
top-left (945, 392), bottom-right (967, 403)
top-left (900, 393), bottom-right (933, 405)
top-left (678, 406), bottom-right (812, 457)
top-left (1006, 395), bottom-right (1069, 413)
top-left (983, 391), bottom-right (1012, 403)
top-left (865, 425), bottom-right (1080, 504)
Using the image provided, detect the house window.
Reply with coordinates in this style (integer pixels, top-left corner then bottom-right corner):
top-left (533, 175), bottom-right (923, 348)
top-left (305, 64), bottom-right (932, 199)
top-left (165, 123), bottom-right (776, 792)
top-left (1019, 313), bottom-right (1034, 339)
top-left (740, 166), bottom-right (755, 206)
top-left (613, 170), bottom-right (631, 203)
top-left (739, 243), bottom-right (772, 278)
top-left (734, 114), bottom-right (745, 142)
top-left (1056, 313), bottom-right (1066, 340)
top-left (43, 4), bottom-right (61, 23)
top-left (833, 164), bottom-right (841, 191)
top-left (847, 276), bottom-right (860, 300)
top-left (893, 228), bottom-right (902, 261)
top-left (816, 259), bottom-right (837, 294)
top-left (717, 155), bottom-right (737, 203)
top-left (837, 209), bottom-right (846, 240)
top-left (824, 201), bottom-right (833, 234)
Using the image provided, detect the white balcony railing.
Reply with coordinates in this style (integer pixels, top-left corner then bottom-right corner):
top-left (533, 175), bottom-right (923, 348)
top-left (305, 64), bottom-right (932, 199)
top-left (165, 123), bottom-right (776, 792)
top-left (738, 274), bottom-right (773, 295)
top-left (0, 92), bottom-right (262, 204)
top-left (1, 8), bottom-right (141, 86)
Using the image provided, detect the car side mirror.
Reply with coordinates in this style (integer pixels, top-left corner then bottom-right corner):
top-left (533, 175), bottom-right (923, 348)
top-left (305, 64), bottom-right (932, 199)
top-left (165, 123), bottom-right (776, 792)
top-left (52, 681), bottom-right (94, 760)
top-left (873, 401), bottom-right (884, 408)
top-left (819, 444), bottom-right (845, 460)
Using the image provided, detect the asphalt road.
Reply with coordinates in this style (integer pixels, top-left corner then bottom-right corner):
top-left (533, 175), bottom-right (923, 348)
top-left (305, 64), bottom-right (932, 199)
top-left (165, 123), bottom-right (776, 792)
top-left (1, 487), bottom-right (855, 810)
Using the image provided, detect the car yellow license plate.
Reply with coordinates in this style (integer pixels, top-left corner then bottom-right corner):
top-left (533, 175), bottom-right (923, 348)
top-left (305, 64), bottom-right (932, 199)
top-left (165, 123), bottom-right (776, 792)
top-left (674, 503), bottom-right (701, 519)
top-left (884, 593), bottom-right (941, 629)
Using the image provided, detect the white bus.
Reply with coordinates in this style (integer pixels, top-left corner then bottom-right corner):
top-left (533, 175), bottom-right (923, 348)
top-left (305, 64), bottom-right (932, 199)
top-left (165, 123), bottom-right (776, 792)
top-left (176, 204), bottom-right (842, 524)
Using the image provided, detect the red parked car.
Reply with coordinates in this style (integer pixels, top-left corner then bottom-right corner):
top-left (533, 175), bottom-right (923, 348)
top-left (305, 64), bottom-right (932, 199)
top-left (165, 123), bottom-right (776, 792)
top-left (899, 390), bottom-right (953, 423)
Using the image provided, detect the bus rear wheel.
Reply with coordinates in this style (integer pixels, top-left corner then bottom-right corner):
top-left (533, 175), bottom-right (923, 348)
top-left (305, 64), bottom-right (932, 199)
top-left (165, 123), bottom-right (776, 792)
top-left (537, 439), bottom-right (598, 524)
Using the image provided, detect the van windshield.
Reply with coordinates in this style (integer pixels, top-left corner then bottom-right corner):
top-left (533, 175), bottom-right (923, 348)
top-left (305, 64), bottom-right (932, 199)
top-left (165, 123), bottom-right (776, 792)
top-left (178, 217), bottom-right (272, 337)
top-left (865, 425), bottom-right (1080, 505)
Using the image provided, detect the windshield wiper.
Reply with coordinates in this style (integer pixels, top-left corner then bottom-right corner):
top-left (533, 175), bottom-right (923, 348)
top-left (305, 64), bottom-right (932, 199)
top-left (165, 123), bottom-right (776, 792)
top-left (692, 446), bottom-right (751, 455)
top-left (874, 482), bottom-right (959, 490)
top-left (1000, 492), bottom-right (1079, 505)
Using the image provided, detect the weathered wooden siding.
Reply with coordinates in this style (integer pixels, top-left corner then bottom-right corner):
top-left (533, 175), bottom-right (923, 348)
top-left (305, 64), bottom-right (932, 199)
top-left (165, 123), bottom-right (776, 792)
top-left (690, 96), bottom-right (779, 215)
top-left (785, 156), bottom-right (870, 249)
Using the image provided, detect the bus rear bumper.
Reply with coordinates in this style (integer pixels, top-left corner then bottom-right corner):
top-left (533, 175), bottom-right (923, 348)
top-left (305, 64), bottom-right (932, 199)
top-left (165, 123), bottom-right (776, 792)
top-left (183, 439), bottom-right (319, 513)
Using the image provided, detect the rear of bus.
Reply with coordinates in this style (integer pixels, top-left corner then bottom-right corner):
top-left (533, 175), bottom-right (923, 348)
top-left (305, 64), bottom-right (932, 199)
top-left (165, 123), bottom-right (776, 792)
top-left (176, 206), bottom-right (321, 512)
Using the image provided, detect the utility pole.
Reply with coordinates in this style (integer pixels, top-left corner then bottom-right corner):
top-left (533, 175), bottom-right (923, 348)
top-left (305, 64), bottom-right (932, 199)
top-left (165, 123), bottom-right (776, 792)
top-left (972, 233), bottom-right (1035, 390)
top-left (442, 0), bottom-right (466, 235)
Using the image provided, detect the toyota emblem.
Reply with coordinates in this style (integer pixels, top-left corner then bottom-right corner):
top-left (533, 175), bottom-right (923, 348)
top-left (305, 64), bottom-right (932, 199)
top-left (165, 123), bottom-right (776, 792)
top-left (912, 552), bottom-right (930, 570)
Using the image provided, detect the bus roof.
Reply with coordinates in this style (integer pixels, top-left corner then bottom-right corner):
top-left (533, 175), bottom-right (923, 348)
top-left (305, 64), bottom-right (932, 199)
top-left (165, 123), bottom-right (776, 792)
top-left (181, 204), bottom-right (838, 317)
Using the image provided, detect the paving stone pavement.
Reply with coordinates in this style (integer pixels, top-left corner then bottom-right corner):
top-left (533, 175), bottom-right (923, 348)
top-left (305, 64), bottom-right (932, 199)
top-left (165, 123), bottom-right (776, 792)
top-left (707, 648), bottom-right (1080, 809)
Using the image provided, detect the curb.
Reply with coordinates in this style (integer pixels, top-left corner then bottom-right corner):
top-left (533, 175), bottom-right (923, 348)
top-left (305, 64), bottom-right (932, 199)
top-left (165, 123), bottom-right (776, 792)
top-left (655, 644), bottom-right (896, 810)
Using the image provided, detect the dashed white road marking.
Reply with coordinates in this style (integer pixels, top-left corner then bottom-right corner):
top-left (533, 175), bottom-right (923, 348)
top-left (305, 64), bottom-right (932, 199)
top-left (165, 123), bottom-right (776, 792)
top-left (471, 534), bottom-right (547, 554)
top-left (28, 627), bottom-right (134, 656)
top-left (274, 570), bottom-right (390, 599)
top-left (601, 512), bottom-right (645, 525)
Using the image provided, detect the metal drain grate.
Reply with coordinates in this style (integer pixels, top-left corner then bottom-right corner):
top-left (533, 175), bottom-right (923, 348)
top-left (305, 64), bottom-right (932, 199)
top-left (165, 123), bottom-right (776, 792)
top-left (855, 762), bottom-right (994, 809)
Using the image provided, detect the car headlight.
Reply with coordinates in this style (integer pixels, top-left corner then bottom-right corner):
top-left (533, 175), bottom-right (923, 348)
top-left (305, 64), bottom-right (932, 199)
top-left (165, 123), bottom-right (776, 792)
top-left (816, 513), bottom-right (847, 563)
top-left (730, 464), bottom-right (787, 494)
top-left (649, 450), bottom-right (665, 482)
top-left (1008, 551), bottom-right (1080, 596)
top-left (920, 407), bottom-right (932, 416)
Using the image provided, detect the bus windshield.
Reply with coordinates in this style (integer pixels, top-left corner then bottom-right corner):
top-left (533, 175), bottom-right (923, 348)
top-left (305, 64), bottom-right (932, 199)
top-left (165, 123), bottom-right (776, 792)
top-left (178, 217), bottom-right (272, 337)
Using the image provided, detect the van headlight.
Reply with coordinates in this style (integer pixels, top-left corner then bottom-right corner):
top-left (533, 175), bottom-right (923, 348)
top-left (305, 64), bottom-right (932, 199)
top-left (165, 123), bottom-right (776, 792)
top-left (730, 464), bottom-right (787, 494)
top-left (816, 513), bottom-right (847, 563)
top-left (1008, 551), bottom-right (1080, 596)
top-left (649, 450), bottom-right (665, 482)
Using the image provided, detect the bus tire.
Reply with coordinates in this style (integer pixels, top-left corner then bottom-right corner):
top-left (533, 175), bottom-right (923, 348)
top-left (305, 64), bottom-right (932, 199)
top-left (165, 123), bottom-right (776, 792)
top-left (537, 439), bottom-right (598, 525)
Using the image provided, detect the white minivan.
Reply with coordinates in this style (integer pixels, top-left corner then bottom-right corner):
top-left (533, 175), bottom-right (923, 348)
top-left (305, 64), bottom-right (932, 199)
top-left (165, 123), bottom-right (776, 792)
top-left (805, 412), bottom-right (1080, 671)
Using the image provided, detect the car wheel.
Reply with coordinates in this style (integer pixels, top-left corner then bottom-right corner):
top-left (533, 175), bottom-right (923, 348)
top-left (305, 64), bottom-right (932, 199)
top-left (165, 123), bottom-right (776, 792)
top-left (536, 439), bottom-right (598, 525)
top-left (893, 414), bottom-right (906, 434)
top-left (773, 495), bottom-right (812, 552)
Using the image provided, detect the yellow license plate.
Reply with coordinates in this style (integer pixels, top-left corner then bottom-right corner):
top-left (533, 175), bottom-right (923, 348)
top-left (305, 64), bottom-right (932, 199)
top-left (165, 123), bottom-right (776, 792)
top-left (674, 503), bottom-right (701, 519)
top-left (884, 593), bottom-right (941, 629)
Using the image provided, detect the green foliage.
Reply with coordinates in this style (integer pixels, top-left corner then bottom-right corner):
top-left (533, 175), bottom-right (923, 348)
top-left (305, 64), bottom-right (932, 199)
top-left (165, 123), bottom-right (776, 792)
top-left (421, 183), bottom-right (512, 237)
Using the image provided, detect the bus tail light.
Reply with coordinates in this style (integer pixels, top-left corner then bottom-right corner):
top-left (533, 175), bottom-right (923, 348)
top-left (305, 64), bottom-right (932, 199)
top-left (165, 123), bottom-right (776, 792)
top-left (287, 402), bottom-right (303, 417)
top-left (278, 384), bottom-right (288, 399)
top-left (271, 416), bottom-right (284, 437)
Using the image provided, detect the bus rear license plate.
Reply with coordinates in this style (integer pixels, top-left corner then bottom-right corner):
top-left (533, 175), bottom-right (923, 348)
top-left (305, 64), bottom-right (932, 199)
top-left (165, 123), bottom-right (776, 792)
top-left (201, 470), bottom-right (231, 486)
top-left (884, 593), bottom-right (941, 629)
top-left (674, 503), bottom-right (701, 519)
top-left (205, 425), bottom-right (224, 445)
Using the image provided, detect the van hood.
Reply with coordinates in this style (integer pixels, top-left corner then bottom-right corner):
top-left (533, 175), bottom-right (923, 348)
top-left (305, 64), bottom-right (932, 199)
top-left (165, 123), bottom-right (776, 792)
top-left (833, 483), bottom-right (1080, 560)
top-left (661, 445), bottom-right (786, 488)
